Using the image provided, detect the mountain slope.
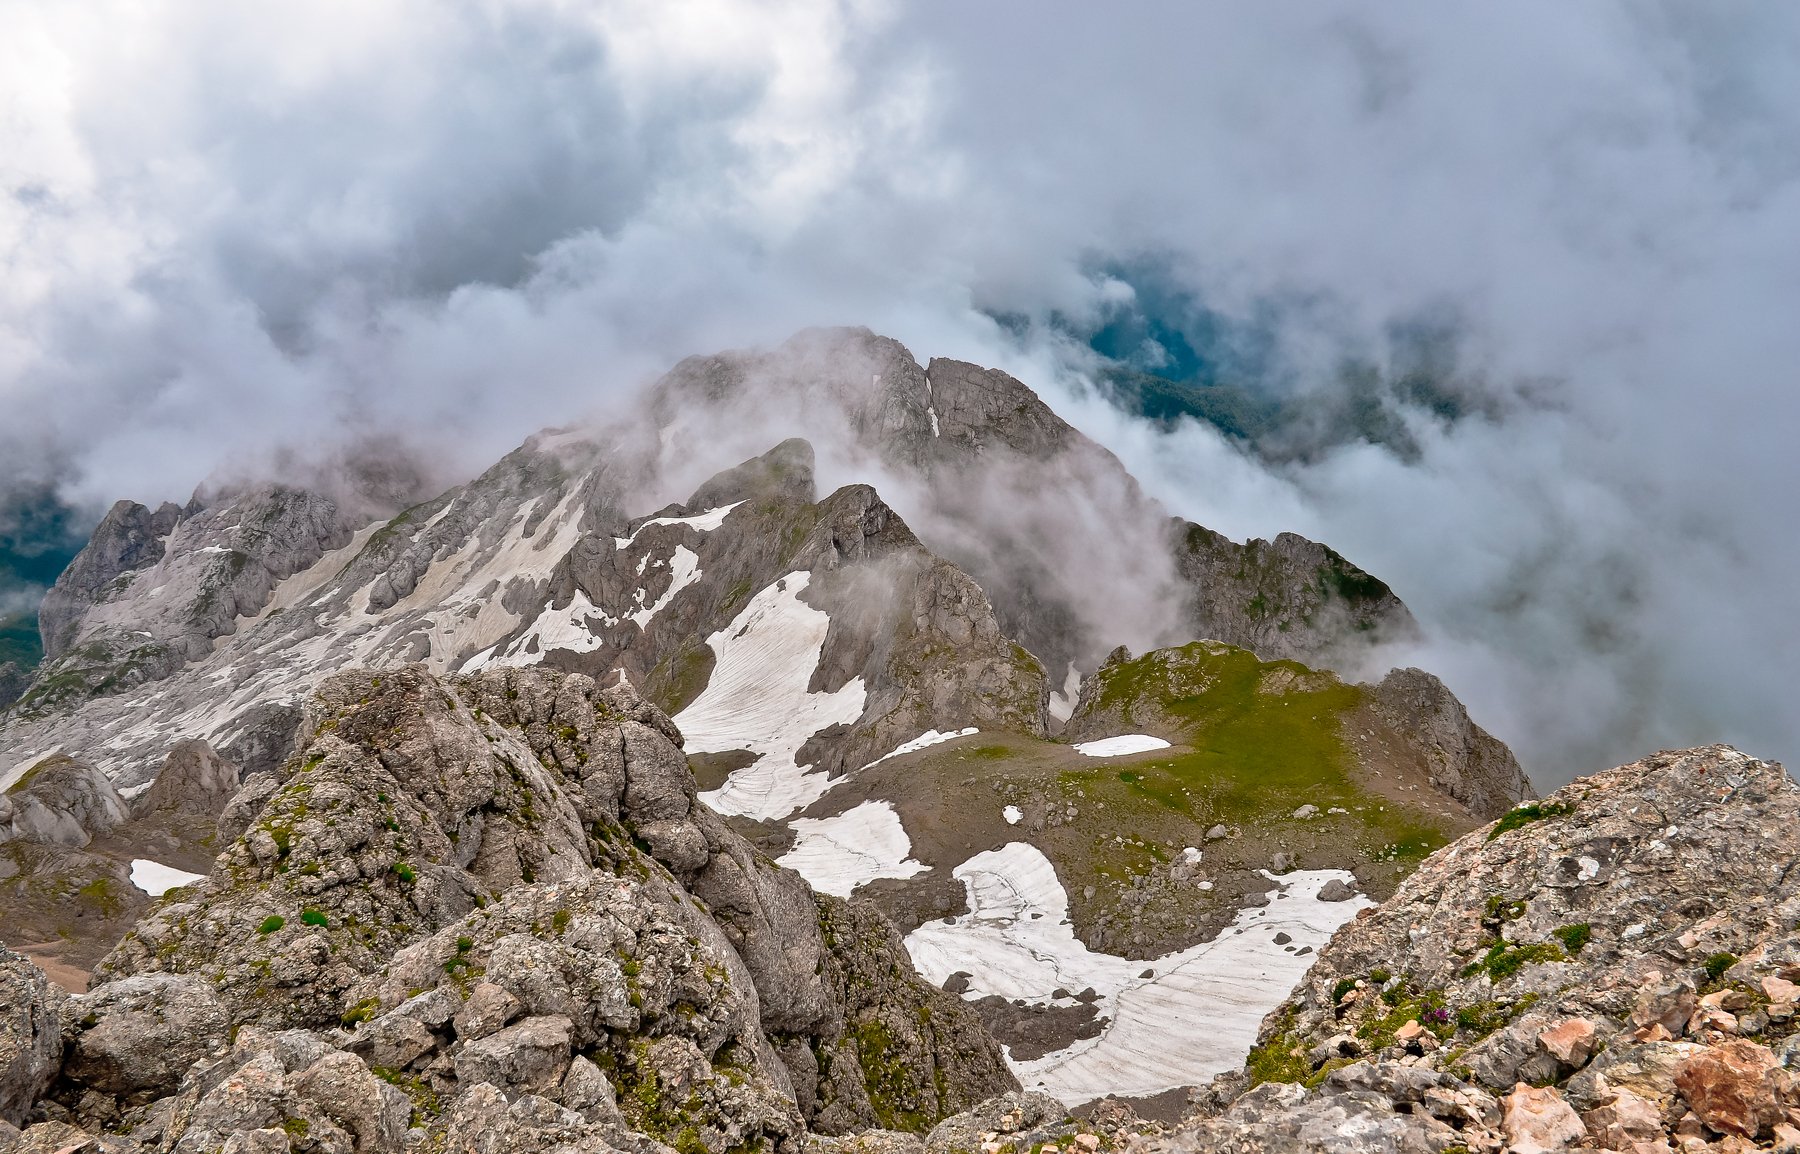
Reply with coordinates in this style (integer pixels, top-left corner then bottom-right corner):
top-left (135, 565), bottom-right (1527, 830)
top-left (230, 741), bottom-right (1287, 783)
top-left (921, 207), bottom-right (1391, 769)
top-left (1153, 744), bottom-right (1800, 1152)
top-left (0, 327), bottom-right (1531, 1129)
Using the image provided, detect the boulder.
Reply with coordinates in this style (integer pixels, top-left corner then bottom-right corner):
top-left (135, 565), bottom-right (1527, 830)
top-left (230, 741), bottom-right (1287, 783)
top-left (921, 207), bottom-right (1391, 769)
top-left (63, 973), bottom-right (230, 1099)
top-left (452, 1015), bottom-right (574, 1102)
top-left (1500, 1083), bottom-right (1586, 1154)
top-left (0, 948), bottom-right (65, 1124)
top-left (1673, 1039), bottom-right (1785, 1139)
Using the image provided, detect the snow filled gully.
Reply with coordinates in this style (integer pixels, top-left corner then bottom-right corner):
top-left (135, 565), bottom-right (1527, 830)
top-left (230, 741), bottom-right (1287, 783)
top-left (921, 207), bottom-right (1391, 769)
top-left (904, 842), bottom-right (1371, 1105)
top-left (680, 572), bottom-right (866, 821)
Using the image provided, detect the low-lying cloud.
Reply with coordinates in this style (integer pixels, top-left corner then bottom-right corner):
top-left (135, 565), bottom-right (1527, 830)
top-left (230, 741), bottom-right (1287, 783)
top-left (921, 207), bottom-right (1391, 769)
top-left (4, 1), bottom-right (1798, 781)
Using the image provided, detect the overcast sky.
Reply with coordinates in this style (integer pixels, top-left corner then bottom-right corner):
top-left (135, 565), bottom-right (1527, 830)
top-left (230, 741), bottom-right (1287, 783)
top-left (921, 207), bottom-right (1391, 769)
top-left (4, 1), bottom-right (1797, 781)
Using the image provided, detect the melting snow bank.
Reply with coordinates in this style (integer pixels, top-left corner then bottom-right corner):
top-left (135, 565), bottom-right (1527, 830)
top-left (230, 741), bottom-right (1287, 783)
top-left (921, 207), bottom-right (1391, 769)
top-left (904, 842), bottom-right (1370, 1104)
top-left (129, 859), bottom-right (207, 896)
top-left (866, 727), bottom-right (979, 767)
top-left (1072, 734), bottom-right (1171, 757)
top-left (683, 573), bottom-right (866, 821)
top-left (627, 544), bottom-right (701, 628)
top-left (613, 501), bottom-right (743, 548)
top-left (777, 800), bottom-right (929, 897)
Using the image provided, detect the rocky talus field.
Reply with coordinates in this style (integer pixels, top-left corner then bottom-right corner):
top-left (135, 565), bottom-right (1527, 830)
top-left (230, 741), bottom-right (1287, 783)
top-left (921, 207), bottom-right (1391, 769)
top-left (2, 330), bottom-right (1787, 1152)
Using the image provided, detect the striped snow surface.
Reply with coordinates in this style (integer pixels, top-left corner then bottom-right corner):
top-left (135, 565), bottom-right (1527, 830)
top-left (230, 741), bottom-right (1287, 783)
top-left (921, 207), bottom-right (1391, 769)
top-left (683, 572), bottom-right (866, 821)
top-left (777, 799), bottom-right (929, 897)
top-left (905, 841), bottom-right (1370, 1104)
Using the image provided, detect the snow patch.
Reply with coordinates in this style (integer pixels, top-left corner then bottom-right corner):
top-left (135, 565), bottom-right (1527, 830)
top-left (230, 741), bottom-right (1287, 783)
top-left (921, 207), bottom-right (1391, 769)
top-left (1047, 663), bottom-right (1082, 724)
top-left (867, 727), bottom-right (979, 767)
top-left (1072, 734), bottom-right (1171, 758)
top-left (628, 545), bottom-right (701, 629)
top-left (683, 573), bottom-right (867, 821)
top-left (904, 842), bottom-right (1369, 1105)
top-left (1003, 805), bottom-right (1023, 825)
top-left (615, 502), bottom-right (743, 549)
top-left (778, 800), bottom-right (929, 897)
top-left (129, 859), bottom-right (207, 897)
top-left (462, 588), bottom-right (616, 671)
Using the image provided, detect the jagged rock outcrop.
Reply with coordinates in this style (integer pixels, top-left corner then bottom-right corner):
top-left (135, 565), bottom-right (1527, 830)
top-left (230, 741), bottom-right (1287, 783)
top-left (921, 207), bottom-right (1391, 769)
top-left (0, 947), bottom-right (64, 1125)
top-left (19, 487), bottom-right (359, 717)
top-left (1163, 745), bottom-right (1800, 1152)
top-left (1366, 667), bottom-right (1530, 819)
top-left (37, 500), bottom-right (182, 663)
top-left (1171, 523), bottom-right (1418, 668)
top-left (56, 663), bottom-right (1012, 1151)
top-left (647, 327), bottom-right (1415, 678)
top-left (131, 741), bottom-right (239, 823)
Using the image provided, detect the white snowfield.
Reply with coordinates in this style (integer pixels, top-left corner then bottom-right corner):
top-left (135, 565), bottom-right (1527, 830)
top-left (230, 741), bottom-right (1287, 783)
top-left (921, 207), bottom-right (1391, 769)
top-left (1047, 663), bottom-right (1082, 723)
top-left (1072, 734), bottom-right (1171, 758)
top-left (684, 573), bottom-right (867, 821)
top-left (129, 858), bottom-right (207, 897)
top-left (866, 727), bottom-right (979, 766)
top-left (904, 842), bottom-right (1370, 1105)
top-left (613, 502), bottom-right (743, 549)
top-left (777, 800), bottom-right (929, 897)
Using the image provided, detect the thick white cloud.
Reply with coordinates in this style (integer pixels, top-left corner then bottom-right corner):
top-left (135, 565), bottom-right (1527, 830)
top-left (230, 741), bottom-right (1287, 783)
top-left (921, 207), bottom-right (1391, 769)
top-left (3, 0), bottom-right (1797, 779)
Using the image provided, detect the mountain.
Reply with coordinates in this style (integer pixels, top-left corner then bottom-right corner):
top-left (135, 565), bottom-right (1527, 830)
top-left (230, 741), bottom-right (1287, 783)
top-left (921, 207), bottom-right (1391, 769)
top-left (0, 329), bottom-right (1534, 1148)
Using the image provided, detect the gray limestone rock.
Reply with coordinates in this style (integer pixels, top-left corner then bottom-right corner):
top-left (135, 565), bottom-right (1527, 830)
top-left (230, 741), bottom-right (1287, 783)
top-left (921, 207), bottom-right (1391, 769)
top-left (0, 948), bottom-right (65, 1124)
top-left (0, 754), bottom-right (129, 849)
top-left (1367, 667), bottom-right (1532, 818)
top-left (452, 1015), bottom-right (574, 1102)
top-left (1174, 744), bottom-right (1799, 1154)
top-left (63, 973), bottom-right (230, 1099)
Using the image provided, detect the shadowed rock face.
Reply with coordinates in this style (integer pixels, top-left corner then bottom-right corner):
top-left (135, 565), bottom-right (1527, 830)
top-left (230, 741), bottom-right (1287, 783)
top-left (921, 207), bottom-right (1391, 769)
top-left (1149, 745), bottom-right (1800, 1153)
top-left (1172, 523), bottom-right (1419, 668)
top-left (55, 664), bottom-right (1012, 1151)
top-left (648, 327), bottom-right (1418, 679)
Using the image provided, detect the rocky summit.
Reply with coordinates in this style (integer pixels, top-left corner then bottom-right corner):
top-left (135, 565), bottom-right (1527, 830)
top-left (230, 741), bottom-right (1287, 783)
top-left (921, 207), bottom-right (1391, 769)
top-left (8, 329), bottom-right (1781, 1154)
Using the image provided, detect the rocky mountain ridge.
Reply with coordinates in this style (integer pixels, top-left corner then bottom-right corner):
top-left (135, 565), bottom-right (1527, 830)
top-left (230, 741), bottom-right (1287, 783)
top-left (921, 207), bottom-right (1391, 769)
top-left (0, 664), bottom-right (1018, 1153)
top-left (0, 328), bottom-right (1542, 1150)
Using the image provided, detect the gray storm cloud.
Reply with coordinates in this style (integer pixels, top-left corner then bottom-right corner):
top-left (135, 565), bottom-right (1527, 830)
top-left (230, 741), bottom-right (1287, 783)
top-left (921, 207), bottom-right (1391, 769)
top-left (2, 0), bottom-right (1797, 781)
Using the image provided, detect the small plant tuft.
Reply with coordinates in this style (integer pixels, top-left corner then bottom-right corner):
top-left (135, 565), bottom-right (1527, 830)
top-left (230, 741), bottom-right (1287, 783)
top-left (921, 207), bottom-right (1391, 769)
top-left (1552, 923), bottom-right (1592, 955)
top-left (1487, 800), bottom-right (1575, 841)
top-left (258, 915), bottom-right (286, 934)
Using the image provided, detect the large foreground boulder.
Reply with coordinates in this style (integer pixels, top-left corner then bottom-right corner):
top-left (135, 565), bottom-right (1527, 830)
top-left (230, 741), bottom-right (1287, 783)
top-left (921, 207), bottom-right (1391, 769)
top-left (0, 948), bottom-right (64, 1125)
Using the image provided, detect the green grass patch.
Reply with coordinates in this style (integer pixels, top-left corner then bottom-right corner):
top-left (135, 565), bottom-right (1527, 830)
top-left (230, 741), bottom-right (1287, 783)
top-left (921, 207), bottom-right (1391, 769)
top-left (1460, 940), bottom-right (1564, 982)
top-left (299, 908), bottom-right (329, 927)
top-left (1077, 641), bottom-right (1453, 853)
top-left (1487, 800), bottom-right (1575, 841)
top-left (1552, 923), bottom-right (1591, 955)
top-left (258, 915), bottom-right (286, 935)
top-left (1704, 952), bottom-right (1739, 982)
